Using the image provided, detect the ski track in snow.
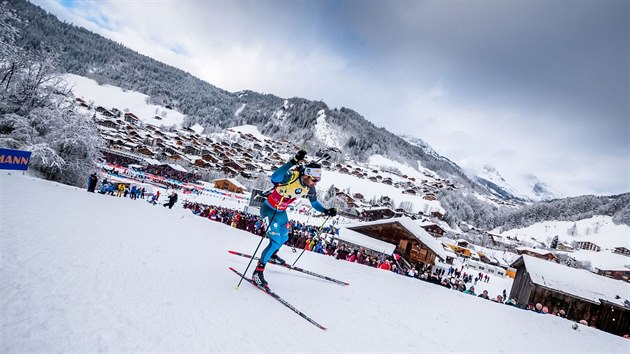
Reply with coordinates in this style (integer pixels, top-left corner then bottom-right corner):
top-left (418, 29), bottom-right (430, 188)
top-left (0, 172), bottom-right (627, 352)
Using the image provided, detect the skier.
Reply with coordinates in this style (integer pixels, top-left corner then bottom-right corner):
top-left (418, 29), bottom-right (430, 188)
top-left (252, 150), bottom-right (336, 288)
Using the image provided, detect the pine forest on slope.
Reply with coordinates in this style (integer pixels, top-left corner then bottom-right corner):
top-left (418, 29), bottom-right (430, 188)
top-left (2, 0), bottom-right (628, 231)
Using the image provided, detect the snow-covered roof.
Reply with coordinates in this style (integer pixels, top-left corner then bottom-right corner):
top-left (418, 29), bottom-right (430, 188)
top-left (344, 217), bottom-right (447, 261)
top-left (516, 255), bottom-right (630, 308)
top-left (336, 228), bottom-right (397, 255)
top-left (168, 164), bottom-right (188, 173)
top-left (143, 157), bottom-right (162, 166)
top-left (211, 178), bottom-right (247, 190)
top-left (515, 246), bottom-right (553, 256)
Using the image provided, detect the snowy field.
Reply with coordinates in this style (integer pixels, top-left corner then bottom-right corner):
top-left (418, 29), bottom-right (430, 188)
top-left (1, 172), bottom-right (627, 353)
top-left (499, 215), bottom-right (630, 271)
top-left (63, 74), bottom-right (185, 127)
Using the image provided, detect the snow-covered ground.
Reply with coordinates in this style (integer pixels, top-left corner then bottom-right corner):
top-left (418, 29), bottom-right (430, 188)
top-left (1, 172), bottom-right (627, 352)
top-left (499, 215), bottom-right (630, 270)
top-left (63, 73), bottom-right (185, 127)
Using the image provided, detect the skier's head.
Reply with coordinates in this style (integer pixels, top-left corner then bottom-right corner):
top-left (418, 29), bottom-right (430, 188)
top-left (301, 162), bottom-right (322, 187)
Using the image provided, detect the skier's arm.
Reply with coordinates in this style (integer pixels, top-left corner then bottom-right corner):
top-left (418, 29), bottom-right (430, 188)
top-left (270, 160), bottom-right (296, 184)
top-left (307, 187), bottom-right (327, 213)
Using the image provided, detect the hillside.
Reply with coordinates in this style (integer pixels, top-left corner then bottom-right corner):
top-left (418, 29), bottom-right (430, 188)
top-left (3, 0), bottom-right (627, 233)
top-left (7, 0), bottom-right (481, 191)
top-left (1, 171), bottom-right (627, 352)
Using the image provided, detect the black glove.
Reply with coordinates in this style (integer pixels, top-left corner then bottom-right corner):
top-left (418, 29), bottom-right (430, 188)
top-left (324, 208), bottom-right (337, 217)
top-left (291, 150), bottom-right (307, 165)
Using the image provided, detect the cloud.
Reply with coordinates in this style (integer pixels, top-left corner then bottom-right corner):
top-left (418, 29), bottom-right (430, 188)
top-left (32, 0), bottom-right (629, 196)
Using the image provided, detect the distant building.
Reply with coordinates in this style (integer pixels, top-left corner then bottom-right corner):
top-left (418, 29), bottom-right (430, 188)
top-left (419, 222), bottom-right (445, 238)
top-left (596, 266), bottom-right (630, 282)
top-left (510, 255), bottom-right (630, 336)
top-left (359, 207), bottom-right (402, 221)
top-left (515, 246), bottom-right (557, 262)
top-left (575, 241), bottom-right (601, 252)
top-left (344, 217), bottom-right (447, 268)
top-left (212, 178), bottom-right (246, 193)
top-left (613, 247), bottom-right (630, 257)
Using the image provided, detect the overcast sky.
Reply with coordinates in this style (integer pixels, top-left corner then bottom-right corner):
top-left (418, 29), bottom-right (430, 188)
top-left (33, 0), bottom-right (628, 197)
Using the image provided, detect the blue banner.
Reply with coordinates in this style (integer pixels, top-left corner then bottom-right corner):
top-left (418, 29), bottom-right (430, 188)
top-left (0, 148), bottom-right (32, 171)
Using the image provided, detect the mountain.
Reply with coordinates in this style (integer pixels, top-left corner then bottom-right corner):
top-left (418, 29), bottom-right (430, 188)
top-left (4, 0), bottom-right (624, 232)
top-left (474, 165), bottom-right (560, 202)
top-left (524, 174), bottom-right (560, 201)
top-left (6, 0), bottom-right (484, 194)
top-left (474, 164), bottom-right (527, 202)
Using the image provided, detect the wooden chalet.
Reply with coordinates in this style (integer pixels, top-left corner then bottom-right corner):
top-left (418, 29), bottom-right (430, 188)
top-left (423, 193), bottom-right (437, 201)
top-left (510, 255), bottom-right (630, 336)
top-left (613, 247), bottom-right (630, 257)
top-left (223, 158), bottom-right (245, 172)
top-left (359, 207), bottom-right (401, 221)
top-left (419, 222), bottom-right (445, 238)
top-left (596, 267), bottom-right (630, 282)
top-left (515, 247), bottom-right (557, 262)
top-left (344, 217), bottom-right (447, 268)
top-left (430, 211), bottom-right (444, 220)
top-left (212, 178), bottom-right (247, 193)
top-left (124, 112), bottom-right (140, 124)
top-left (556, 242), bottom-right (575, 252)
top-left (575, 241), bottom-right (601, 252)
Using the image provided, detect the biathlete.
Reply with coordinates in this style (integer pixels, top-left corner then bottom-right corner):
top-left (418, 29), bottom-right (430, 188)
top-left (253, 150), bottom-right (337, 288)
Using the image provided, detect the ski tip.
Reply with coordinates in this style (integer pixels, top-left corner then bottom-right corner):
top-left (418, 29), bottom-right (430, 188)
top-left (228, 250), bottom-right (237, 255)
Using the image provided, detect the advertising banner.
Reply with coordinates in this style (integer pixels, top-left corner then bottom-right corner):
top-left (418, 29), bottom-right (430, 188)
top-left (0, 148), bottom-right (32, 171)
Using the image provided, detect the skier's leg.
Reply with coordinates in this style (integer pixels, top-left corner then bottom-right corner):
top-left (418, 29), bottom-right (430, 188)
top-left (260, 209), bottom-right (289, 264)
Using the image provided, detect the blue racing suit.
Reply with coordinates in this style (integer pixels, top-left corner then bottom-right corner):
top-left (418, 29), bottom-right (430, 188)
top-left (259, 160), bottom-right (326, 264)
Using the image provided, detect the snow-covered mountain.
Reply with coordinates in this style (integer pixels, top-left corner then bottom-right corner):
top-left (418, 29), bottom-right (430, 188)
top-left (475, 164), bottom-right (527, 201)
top-left (400, 135), bottom-right (446, 162)
top-left (523, 174), bottom-right (561, 201)
top-left (474, 164), bottom-right (560, 202)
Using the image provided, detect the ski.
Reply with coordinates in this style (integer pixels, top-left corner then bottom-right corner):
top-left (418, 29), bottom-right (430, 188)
top-left (228, 250), bottom-right (349, 286)
top-left (229, 267), bottom-right (327, 331)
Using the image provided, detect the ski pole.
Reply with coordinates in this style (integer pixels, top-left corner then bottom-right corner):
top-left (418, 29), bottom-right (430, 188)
top-left (236, 193), bottom-right (287, 289)
top-left (292, 215), bottom-right (331, 267)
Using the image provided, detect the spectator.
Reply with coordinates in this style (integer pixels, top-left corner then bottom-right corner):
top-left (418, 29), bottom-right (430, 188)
top-left (87, 173), bottom-right (98, 192)
top-left (163, 192), bottom-right (178, 209)
top-left (478, 290), bottom-right (490, 299)
top-left (464, 286), bottom-right (476, 296)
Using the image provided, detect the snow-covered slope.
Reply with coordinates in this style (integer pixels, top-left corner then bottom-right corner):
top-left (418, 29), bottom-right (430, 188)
top-left (314, 109), bottom-right (345, 149)
top-left (63, 73), bottom-right (185, 127)
top-left (475, 164), bottom-right (527, 201)
top-left (1, 172), bottom-right (626, 352)
top-left (498, 215), bottom-right (630, 270)
top-left (474, 164), bottom-right (560, 202)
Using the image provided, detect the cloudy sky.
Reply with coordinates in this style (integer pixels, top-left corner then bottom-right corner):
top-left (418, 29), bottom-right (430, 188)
top-left (33, 0), bottom-right (628, 197)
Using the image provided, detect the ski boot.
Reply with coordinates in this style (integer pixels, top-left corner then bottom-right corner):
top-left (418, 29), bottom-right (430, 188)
top-left (252, 262), bottom-right (268, 288)
top-left (269, 251), bottom-right (286, 266)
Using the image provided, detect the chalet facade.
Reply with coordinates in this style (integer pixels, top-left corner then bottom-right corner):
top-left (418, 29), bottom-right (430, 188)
top-left (613, 247), bottom-right (630, 257)
top-left (575, 241), bottom-right (601, 252)
top-left (419, 222), bottom-right (445, 238)
top-left (359, 207), bottom-right (402, 221)
top-left (515, 247), bottom-right (557, 262)
top-left (344, 217), bottom-right (447, 268)
top-left (212, 178), bottom-right (247, 193)
top-left (510, 255), bottom-right (630, 336)
top-left (596, 267), bottom-right (630, 282)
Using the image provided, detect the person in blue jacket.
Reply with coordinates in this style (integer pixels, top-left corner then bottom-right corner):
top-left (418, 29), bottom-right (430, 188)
top-left (252, 150), bottom-right (336, 288)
